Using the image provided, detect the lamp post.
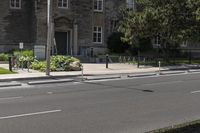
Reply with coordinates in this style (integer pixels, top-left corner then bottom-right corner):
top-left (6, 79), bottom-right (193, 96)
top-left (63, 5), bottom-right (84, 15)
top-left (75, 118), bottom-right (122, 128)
top-left (46, 0), bottom-right (53, 76)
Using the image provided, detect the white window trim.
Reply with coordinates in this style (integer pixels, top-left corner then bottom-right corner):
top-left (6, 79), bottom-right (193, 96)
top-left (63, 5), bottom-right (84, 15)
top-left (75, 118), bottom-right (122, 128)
top-left (94, 0), bottom-right (103, 12)
top-left (58, 0), bottom-right (69, 9)
top-left (93, 26), bottom-right (103, 44)
top-left (10, 0), bottom-right (21, 9)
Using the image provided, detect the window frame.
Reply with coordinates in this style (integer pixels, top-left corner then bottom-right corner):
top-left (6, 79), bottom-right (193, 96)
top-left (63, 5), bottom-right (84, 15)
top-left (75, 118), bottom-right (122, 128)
top-left (10, 0), bottom-right (21, 9)
top-left (94, 0), bottom-right (103, 12)
top-left (93, 26), bottom-right (103, 44)
top-left (58, 0), bottom-right (69, 9)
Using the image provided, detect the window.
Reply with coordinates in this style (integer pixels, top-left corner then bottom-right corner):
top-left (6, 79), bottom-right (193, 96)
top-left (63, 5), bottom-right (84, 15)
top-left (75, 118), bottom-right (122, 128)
top-left (10, 0), bottom-right (21, 9)
top-left (110, 19), bottom-right (119, 32)
top-left (58, 0), bottom-right (68, 8)
top-left (94, 0), bottom-right (103, 12)
top-left (126, 0), bottom-right (134, 10)
top-left (181, 41), bottom-right (188, 47)
top-left (153, 35), bottom-right (161, 48)
top-left (93, 26), bottom-right (102, 43)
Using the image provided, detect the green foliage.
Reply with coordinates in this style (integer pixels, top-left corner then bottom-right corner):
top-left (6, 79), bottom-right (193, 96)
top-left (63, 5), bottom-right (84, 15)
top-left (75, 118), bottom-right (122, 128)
top-left (0, 53), bottom-right (9, 61)
top-left (31, 60), bottom-right (46, 71)
top-left (31, 55), bottom-right (81, 72)
top-left (14, 50), bottom-right (33, 57)
top-left (119, 0), bottom-right (200, 55)
top-left (107, 32), bottom-right (130, 53)
top-left (13, 50), bottom-right (34, 68)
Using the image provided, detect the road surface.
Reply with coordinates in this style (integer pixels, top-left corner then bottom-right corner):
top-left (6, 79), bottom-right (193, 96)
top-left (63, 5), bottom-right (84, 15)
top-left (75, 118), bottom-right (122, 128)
top-left (0, 73), bottom-right (200, 133)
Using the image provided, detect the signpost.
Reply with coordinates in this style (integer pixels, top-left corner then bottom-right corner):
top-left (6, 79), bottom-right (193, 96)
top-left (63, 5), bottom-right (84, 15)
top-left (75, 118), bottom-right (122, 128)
top-left (19, 42), bottom-right (24, 50)
top-left (19, 42), bottom-right (24, 70)
top-left (46, 0), bottom-right (53, 76)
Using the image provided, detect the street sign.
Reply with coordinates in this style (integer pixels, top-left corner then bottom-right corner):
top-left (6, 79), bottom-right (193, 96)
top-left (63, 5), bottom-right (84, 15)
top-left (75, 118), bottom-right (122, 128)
top-left (19, 42), bottom-right (24, 49)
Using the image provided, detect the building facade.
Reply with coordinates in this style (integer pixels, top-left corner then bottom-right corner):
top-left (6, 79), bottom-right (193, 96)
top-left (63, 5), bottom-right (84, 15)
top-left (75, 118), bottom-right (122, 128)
top-left (0, 0), bottom-right (134, 58)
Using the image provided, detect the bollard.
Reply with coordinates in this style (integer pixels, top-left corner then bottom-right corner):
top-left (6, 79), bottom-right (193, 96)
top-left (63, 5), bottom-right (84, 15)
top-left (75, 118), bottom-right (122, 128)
top-left (81, 66), bottom-right (84, 81)
top-left (8, 56), bottom-right (12, 72)
top-left (106, 54), bottom-right (109, 68)
top-left (27, 61), bottom-right (30, 72)
top-left (159, 61), bottom-right (161, 74)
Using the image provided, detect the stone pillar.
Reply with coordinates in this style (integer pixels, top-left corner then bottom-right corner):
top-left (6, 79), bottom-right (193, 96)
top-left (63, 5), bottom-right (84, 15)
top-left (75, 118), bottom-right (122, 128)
top-left (73, 24), bottom-right (78, 55)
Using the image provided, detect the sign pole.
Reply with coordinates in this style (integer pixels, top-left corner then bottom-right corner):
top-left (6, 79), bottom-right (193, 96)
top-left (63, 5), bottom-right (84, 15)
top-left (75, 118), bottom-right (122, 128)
top-left (19, 42), bottom-right (24, 70)
top-left (46, 0), bottom-right (53, 76)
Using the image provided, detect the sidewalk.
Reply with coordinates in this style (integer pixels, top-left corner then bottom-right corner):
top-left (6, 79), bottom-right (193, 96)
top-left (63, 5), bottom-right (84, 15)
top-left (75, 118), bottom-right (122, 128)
top-left (0, 63), bottom-right (161, 81)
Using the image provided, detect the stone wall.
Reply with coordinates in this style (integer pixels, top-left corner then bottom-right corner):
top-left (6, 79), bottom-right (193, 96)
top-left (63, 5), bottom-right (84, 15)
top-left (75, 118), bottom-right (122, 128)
top-left (35, 0), bottom-right (47, 45)
top-left (0, 0), bottom-right (125, 55)
top-left (104, 0), bottom-right (126, 40)
top-left (0, 0), bottom-right (36, 52)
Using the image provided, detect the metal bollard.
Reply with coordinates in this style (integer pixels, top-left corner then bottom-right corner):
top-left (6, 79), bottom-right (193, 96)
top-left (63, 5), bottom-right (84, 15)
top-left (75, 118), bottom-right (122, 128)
top-left (27, 61), bottom-right (30, 72)
top-left (8, 56), bottom-right (12, 72)
top-left (159, 61), bottom-right (161, 74)
top-left (106, 54), bottom-right (109, 68)
top-left (81, 66), bottom-right (84, 81)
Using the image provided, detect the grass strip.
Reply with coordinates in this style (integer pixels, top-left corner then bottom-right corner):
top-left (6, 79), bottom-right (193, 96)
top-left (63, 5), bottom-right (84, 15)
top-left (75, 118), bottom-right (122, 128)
top-left (0, 67), bottom-right (16, 74)
top-left (146, 120), bottom-right (200, 133)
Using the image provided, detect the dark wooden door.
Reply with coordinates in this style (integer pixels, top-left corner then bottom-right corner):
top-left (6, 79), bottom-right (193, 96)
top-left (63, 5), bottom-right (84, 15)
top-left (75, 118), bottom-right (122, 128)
top-left (55, 32), bottom-right (69, 55)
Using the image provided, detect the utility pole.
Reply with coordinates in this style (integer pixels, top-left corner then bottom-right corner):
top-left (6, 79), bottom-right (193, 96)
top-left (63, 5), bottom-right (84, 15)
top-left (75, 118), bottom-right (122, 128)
top-left (46, 0), bottom-right (53, 75)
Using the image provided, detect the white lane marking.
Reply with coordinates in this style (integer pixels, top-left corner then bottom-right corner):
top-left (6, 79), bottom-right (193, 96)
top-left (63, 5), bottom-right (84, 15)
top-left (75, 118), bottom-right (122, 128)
top-left (142, 81), bottom-right (183, 86)
top-left (191, 90), bottom-right (200, 94)
top-left (47, 92), bottom-right (53, 94)
top-left (0, 96), bottom-right (23, 101)
top-left (0, 110), bottom-right (62, 120)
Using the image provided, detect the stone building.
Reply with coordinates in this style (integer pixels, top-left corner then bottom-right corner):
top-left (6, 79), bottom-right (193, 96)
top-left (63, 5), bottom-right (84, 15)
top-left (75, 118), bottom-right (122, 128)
top-left (0, 0), bottom-right (134, 59)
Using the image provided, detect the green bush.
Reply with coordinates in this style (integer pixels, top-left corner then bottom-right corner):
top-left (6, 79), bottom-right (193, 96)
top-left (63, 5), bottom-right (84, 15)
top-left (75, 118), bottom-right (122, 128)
top-left (0, 53), bottom-right (9, 61)
top-left (14, 50), bottom-right (33, 57)
top-left (31, 55), bottom-right (81, 72)
top-left (13, 50), bottom-right (34, 68)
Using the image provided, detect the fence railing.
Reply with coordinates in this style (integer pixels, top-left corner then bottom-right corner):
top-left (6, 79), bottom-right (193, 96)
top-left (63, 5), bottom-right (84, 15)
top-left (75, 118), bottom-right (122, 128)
top-left (108, 55), bottom-right (159, 66)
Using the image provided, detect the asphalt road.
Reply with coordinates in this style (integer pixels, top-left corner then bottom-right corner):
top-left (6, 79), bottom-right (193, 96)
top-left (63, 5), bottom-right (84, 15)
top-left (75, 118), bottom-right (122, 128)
top-left (0, 73), bottom-right (200, 133)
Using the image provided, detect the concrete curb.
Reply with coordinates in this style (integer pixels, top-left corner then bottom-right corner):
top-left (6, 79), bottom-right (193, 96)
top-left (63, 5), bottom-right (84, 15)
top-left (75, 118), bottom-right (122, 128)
top-left (86, 75), bottom-right (121, 80)
top-left (0, 74), bottom-right (83, 82)
top-left (188, 69), bottom-right (200, 73)
top-left (0, 68), bottom-right (200, 83)
top-left (28, 79), bottom-right (74, 85)
top-left (0, 82), bottom-right (22, 87)
top-left (127, 73), bottom-right (156, 78)
top-left (160, 71), bottom-right (186, 75)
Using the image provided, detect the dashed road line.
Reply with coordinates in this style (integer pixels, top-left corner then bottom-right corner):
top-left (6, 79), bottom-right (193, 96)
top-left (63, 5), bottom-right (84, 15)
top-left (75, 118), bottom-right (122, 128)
top-left (191, 90), bottom-right (200, 94)
top-left (0, 110), bottom-right (62, 120)
top-left (0, 96), bottom-right (23, 101)
top-left (141, 80), bottom-right (183, 86)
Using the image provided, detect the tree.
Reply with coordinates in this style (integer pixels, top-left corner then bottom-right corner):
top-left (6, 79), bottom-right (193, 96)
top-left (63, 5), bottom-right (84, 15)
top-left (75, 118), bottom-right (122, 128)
top-left (107, 32), bottom-right (129, 54)
top-left (118, 0), bottom-right (200, 64)
top-left (118, 8), bottom-right (148, 67)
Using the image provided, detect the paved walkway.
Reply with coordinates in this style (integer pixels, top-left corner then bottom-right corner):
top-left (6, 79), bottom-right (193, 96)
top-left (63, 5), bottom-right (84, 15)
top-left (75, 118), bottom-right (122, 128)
top-left (0, 63), bottom-right (161, 81)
